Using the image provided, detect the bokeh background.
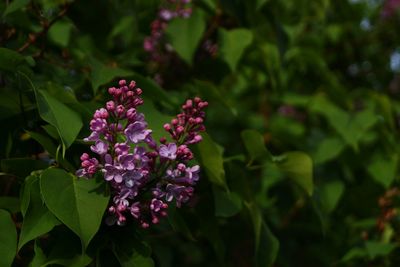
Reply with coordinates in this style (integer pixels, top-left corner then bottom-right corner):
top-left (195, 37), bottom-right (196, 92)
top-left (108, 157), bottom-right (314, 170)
top-left (1, 0), bottom-right (400, 266)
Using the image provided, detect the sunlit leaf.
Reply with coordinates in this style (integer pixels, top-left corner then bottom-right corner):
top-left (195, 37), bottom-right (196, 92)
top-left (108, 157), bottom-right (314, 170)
top-left (40, 168), bottom-right (109, 249)
top-left (90, 58), bottom-right (134, 94)
top-left (194, 133), bottom-right (226, 188)
top-left (219, 28), bottom-right (253, 71)
top-left (241, 129), bottom-right (273, 163)
top-left (166, 10), bottom-right (206, 64)
top-left (35, 89), bottom-right (83, 155)
top-left (367, 154), bottom-right (398, 188)
top-left (275, 151), bottom-right (314, 196)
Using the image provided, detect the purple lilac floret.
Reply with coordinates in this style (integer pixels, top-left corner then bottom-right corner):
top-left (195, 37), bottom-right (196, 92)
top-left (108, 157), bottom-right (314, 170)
top-left (77, 79), bottom-right (207, 228)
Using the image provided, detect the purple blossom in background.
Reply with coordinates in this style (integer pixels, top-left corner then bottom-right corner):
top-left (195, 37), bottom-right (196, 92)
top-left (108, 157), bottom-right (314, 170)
top-left (77, 79), bottom-right (207, 228)
top-left (382, 0), bottom-right (400, 18)
top-left (143, 0), bottom-right (193, 85)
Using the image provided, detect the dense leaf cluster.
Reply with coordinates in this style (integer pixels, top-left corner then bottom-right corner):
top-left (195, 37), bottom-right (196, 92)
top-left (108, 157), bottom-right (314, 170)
top-left (0, 0), bottom-right (400, 266)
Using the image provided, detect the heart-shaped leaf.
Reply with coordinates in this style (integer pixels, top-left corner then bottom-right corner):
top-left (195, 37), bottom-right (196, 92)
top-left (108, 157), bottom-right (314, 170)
top-left (40, 168), bottom-right (109, 249)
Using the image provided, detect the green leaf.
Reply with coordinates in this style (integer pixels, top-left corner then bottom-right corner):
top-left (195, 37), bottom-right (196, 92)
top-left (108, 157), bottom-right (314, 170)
top-left (40, 168), bottom-right (109, 249)
top-left (114, 249), bottom-right (154, 267)
top-left (367, 154), bottom-right (398, 189)
top-left (200, 0), bottom-right (217, 11)
top-left (241, 129), bottom-right (273, 164)
top-left (19, 177), bottom-right (60, 250)
top-left (341, 247), bottom-right (368, 262)
top-left (313, 137), bottom-right (345, 164)
top-left (139, 98), bottom-right (173, 142)
top-left (0, 47), bottom-right (26, 71)
top-left (213, 186), bottom-right (242, 217)
top-left (20, 175), bottom-right (38, 217)
top-left (168, 204), bottom-right (195, 240)
top-left (219, 28), bottom-right (253, 71)
top-left (44, 231), bottom-right (92, 267)
top-left (256, 0), bottom-right (269, 10)
top-left (28, 131), bottom-right (75, 171)
top-left (0, 88), bottom-right (34, 120)
top-left (0, 209), bottom-right (17, 267)
top-left (275, 151), bottom-right (314, 196)
top-left (3, 0), bottom-right (30, 17)
top-left (48, 20), bottom-right (73, 47)
top-left (43, 254), bottom-right (92, 267)
top-left (42, 124), bottom-right (60, 140)
top-left (246, 203), bottom-right (279, 267)
top-left (165, 10), bottom-right (206, 64)
top-left (90, 58), bottom-right (134, 94)
top-left (112, 228), bottom-right (154, 267)
top-left (1, 158), bottom-right (48, 178)
top-left (319, 180), bottom-right (345, 213)
top-left (0, 197), bottom-right (20, 213)
top-left (365, 241), bottom-right (396, 259)
top-left (310, 95), bottom-right (378, 151)
top-left (35, 89), bottom-right (83, 154)
top-left (29, 241), bottom-right (47, 267)
top-left (132, 73), bottom-right (176, 107)
top-left (194, 133), bottom-right (226, 188)
top-left (196, 201), bottom-right (226, 262)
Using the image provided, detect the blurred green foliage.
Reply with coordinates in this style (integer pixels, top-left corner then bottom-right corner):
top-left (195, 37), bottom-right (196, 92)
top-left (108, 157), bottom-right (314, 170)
top-left (0, 0), bottom-right (400, 266)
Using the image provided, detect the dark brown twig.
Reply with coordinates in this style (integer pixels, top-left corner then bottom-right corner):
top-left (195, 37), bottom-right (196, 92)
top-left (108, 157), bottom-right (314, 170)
top-left (17, 3), bottom-right (71, 54)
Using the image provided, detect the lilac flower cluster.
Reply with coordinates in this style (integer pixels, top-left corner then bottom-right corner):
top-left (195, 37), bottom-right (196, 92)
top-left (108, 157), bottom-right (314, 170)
top-left (382, 0), bottom-right (400, 18)
top-left (77, 79), bottom-right (207, 228)
top-left (144, 0), bottom-right (192, 64)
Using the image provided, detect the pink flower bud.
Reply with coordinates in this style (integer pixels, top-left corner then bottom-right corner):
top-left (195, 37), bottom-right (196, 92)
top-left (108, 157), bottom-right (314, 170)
top-left (129, 80), bottom-right (136, 89)
top-left (80, 153), bottom-right (90, 161)
top-left (163, 123), bottom-right (171, 131)
top-left (193, 135), bottom-right (202, 143)
top-left (116, 105), bottom-right (125, 116)
top-left (108, 87), bottom-right (116, 95)
top-left (119, 80), bottom-right (126, 86)
top-left (81, 160), bottom-right (90, 168)
top-left (177, 163), bottom-right (186, 171)
top-left (114, 88), bottom-right (122, 96)
top-left (176, 126), bottom-right (184, 134)
top-left (106, 101), bottom-right (115, 111)
top-left (117, 204), bottom-right (126, 212)
top-left (126, 108), bottom-right (136, 120)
